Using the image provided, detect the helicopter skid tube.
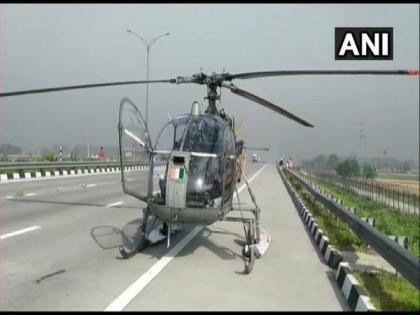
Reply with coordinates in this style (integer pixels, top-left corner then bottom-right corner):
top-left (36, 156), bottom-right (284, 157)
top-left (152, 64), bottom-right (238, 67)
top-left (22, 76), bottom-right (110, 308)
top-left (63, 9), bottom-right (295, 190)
top-left (149, 203), bottom-right (222, 226)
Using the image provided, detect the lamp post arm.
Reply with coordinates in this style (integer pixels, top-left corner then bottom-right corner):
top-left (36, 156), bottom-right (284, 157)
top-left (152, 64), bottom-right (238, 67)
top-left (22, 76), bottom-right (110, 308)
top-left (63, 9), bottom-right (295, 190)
top-left (148, 33), bottom-right (170, 49)
top-left (127, 30), bottom-right (149, 49)
top-left (126, 30), bottom-right (170, 128)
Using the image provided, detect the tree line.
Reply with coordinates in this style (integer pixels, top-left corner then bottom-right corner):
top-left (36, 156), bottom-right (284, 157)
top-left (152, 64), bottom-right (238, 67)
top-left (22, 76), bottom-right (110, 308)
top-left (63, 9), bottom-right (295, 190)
top-left (0, 143), bottom-right (119, 162)
top-left (301, 154), bottom-right (416, 179)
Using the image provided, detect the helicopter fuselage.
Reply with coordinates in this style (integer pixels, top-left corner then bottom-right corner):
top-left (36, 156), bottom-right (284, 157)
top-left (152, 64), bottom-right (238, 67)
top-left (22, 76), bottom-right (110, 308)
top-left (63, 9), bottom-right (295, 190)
top-left (148, 114), bottom-right (238, 225)
top-left (119, 98), bottom-right (240, 226)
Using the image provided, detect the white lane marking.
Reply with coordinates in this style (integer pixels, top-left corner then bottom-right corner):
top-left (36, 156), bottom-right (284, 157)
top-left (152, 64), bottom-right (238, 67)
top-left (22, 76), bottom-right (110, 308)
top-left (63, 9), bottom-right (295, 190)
top-left (5, 192), bottom-right (36, 199)
top-left (105, 201), bottom-right (124, 208)
top-left (0, 225), bottom-right (41, 240)
top-left (86, 183), bottom-right (97, 188)
top-left (104, 163), bottom-right (269, 311)
top-left (235, 163), bottom-right (269, 197)
top-left (105, 226), bottom-right (202, 312)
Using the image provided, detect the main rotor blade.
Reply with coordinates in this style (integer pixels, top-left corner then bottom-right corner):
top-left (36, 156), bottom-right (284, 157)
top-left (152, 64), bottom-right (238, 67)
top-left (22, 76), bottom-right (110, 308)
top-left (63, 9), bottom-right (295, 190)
top-left (222, 83), bottom-right (314, 128)
top-left (0, 79), bottom-right (176, 98)
top-left (228, 70), bottom-right (420, 80)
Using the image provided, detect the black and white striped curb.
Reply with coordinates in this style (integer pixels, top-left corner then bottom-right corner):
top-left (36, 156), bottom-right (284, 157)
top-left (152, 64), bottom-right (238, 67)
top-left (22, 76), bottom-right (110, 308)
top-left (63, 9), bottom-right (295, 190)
top-left (297, 177), bottom-right (412, 251)
top-left (361, 217), bottom-right (376, 227)
top-left (280, 168), bottom-right (377, 311)
top-left (279, 169), bottom-right (343, 269)
top-left (281, 167), bottom-right (420, 290)
top-left (0, 165), bottom-right (165, 183)
top-left (291, 191), bottom-right (343, 269)
top-left (388, 236), bottom-right (408, 249)
top-left (336, 262), bottom-right (376, 311)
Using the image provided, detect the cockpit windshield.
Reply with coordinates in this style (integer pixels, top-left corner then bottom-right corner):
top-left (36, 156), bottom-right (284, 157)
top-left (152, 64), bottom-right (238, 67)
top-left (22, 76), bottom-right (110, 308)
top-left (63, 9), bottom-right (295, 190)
top-left (153, 113), bottom-right (234, 210)
top-left (181, 115), bottom-right (224, 154)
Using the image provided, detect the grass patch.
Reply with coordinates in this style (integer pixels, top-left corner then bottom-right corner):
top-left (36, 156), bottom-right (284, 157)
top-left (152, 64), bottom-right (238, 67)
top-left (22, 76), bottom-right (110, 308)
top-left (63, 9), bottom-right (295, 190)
top-left (15, 187), bottom-right (26, 197)
top-left (353, 270), bottom-right (420, 311)
top-left (379, 174), bottom-right (419, 181)
top-left (303, 175), bottom-right (419, 257)
top-left (283, 170), bottom-right (419, 311)
top-left (286, 174), bottom-right (366, 251)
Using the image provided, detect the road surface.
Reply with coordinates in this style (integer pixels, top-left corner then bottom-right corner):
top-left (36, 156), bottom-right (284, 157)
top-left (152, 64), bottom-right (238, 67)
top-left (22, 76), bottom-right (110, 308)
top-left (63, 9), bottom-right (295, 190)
top-left (0, 163), bottom-right (348, 311)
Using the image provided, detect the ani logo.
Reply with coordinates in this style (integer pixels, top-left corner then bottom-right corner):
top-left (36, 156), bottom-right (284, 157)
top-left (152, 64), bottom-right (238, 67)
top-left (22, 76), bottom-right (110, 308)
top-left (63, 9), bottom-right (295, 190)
top-left (335, 27), bottom-right (393, 60)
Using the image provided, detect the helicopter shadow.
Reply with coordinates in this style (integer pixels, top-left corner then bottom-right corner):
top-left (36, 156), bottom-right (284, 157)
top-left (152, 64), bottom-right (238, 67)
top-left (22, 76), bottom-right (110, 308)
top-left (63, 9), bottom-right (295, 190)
top-left (178, 225), bottom-right (245, 260)
top-left (90, 217), bottom-right (186, 260)
top-left (90, 217), bottom-right (249, 273)
top-left (166, 224), bottom-right (252, 275)
top-left (90, 218), bottom-right (158, 256)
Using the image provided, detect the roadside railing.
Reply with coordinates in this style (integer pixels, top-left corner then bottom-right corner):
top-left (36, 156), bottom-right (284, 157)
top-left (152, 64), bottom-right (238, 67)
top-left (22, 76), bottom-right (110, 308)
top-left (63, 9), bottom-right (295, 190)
top-left (281, 166), bottom-right (420, 290)
top-left (306, 171), bottom-right (419, 215)
top-left (0, 160), bottom-right (166, 182)
top-left (0, 160), bottom-right (146, 172)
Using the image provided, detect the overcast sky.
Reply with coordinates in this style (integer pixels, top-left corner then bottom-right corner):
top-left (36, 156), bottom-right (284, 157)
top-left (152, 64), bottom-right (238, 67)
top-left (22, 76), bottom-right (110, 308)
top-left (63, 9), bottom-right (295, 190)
top-left (1, 4), bottom-right (418, 161)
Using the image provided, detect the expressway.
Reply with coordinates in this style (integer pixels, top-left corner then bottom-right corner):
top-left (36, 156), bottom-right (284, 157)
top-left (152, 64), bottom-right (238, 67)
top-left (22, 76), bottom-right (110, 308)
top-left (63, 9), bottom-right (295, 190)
top-left (0, 163), bottom-right (348, 311)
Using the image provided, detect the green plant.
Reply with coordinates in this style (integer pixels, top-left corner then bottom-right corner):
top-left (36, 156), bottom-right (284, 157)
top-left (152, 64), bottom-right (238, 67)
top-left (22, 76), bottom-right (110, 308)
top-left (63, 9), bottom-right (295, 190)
top-left (37, 152), bottom-right (58, 162)
top-left (354, 270), bottom-right (420, 311)
top-left (15, 188), bottom-right (26, 197)
top-left (308, 177), bottom-right (419, 257)
top-left (363, 163), bottom-right (377, 180)
top-left (70, 152), bottom-right (79, 161)
top-left (287, 174), bottom-right (365, 251)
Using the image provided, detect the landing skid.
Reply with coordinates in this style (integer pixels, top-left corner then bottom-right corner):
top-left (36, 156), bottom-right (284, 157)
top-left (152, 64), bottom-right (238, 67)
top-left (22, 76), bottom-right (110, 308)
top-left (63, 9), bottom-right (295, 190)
top-left (119, 210), bottom-right (181, 259)
top-left (222, 208), bottom-right (270, 274)
top-left (226, 163), bottom-right (271, 274)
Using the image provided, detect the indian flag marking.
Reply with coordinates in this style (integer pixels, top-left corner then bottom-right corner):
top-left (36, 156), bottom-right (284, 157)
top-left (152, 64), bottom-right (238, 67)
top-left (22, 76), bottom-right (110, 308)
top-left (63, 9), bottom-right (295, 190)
top-left (171, 167), bottom-right (185, 180)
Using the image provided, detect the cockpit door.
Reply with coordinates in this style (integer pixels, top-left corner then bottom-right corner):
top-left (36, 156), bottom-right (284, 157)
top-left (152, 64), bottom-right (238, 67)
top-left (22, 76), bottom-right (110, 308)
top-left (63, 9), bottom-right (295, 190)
top-left (118, 97), bottom-right (151, 202)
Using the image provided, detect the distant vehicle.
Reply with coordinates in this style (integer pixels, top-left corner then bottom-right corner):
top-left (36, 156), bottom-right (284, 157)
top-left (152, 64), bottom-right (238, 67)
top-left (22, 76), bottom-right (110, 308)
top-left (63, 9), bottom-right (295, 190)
top-left (251, 153), bottom-right (259, 162)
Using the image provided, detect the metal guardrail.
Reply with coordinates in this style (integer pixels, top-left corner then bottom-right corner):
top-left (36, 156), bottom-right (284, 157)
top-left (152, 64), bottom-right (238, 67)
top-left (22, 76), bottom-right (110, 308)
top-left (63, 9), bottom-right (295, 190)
top-left (309, 171), bottom-right (419, 214)
top-left (0, 161), bottom-right (149, 172)
top-left (281, 166), bottom-right (420, 290)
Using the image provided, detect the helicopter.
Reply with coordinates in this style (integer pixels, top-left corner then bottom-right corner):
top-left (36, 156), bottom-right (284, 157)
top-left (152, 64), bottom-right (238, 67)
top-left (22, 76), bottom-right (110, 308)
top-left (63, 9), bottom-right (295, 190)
top-left (1, 69), bottom-right (418, 273)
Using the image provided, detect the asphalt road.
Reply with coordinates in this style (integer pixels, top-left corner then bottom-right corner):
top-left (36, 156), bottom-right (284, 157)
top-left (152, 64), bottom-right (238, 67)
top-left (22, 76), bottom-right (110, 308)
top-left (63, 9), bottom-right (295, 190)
top-left (0, 163), bottom-right (348, 311)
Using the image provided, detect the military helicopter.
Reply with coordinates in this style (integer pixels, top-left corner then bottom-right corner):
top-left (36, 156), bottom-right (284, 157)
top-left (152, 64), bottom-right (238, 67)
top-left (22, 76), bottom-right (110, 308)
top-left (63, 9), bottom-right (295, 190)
top-left (1, 69), bottom-right (418, 273)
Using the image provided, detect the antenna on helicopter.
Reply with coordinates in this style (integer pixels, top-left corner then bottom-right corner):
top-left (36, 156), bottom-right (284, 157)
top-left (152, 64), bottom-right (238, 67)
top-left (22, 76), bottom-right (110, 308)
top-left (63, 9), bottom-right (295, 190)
top-left (219, 68), bottom-right (225, 109)
top-left (191, 101), bottom-right (201, 116)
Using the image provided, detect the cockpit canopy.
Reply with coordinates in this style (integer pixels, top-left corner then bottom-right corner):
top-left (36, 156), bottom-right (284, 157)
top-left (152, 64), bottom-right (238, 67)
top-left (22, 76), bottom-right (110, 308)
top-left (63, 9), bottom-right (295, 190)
top-left (154, 113), bottom-right (236, 209)
top-left (155, 114), bottom-right (228, 155)
top-left (118, 98), bottom-right (236, 212)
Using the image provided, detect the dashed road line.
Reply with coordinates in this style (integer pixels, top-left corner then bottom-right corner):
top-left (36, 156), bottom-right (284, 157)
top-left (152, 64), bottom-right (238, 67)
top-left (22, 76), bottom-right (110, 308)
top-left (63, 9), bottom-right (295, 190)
top-left (104, 163), bottom-right (269, 311)
top-left (104, 226), bottom-right (202, 311)
top-left (5, 192), bottom-right (36, 199)
top-left (0, 226), bottom-right (41, 240)
top-left (105, 201), bottom-right (124, 208)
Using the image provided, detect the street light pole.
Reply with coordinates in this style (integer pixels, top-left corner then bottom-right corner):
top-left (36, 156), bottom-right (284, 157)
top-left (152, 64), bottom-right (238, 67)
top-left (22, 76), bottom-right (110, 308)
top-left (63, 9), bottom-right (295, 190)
top-left (127, 30), bottom-right (170, 129)
top-left (146, 46), bottom-right (150, 127)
